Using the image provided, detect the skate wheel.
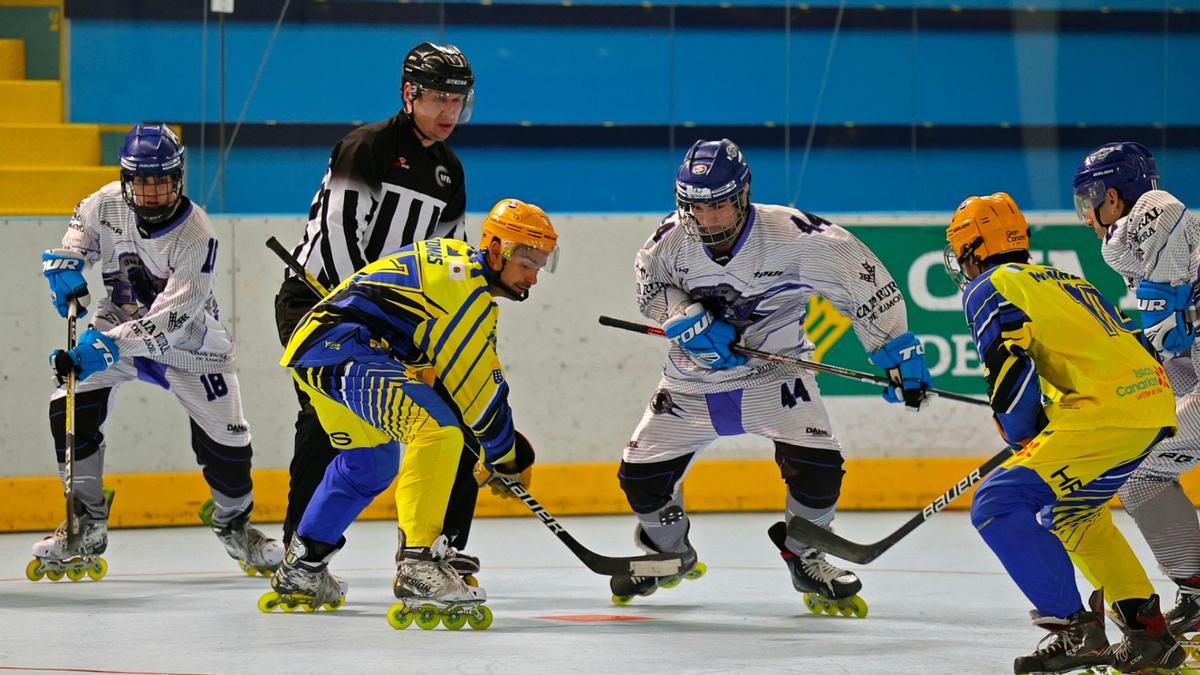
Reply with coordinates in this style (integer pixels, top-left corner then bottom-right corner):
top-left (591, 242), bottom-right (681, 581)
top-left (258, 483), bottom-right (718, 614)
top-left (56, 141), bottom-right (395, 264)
top-left (257, 592), bottom-right (281, 613)
top-left (611, 594), bottom-right (634, 606)
top-left (467, 604), bottom-right (493, 630)
top-left (637, 586), bottom-right (658, 598)
top-left (387, 604), bottom-right (415, 630)
top-left (660, 576), bottom-right (682, 589)
top-left (323, 596), bottom-right (345, 611)
top-left (845, 595), bottom-right (868, 618)
top-left (25, 559), bottom-right (44, 582)
top-left (45, 568), bottom-right (64, 582)
top-left (803, 593), bottom-right (826, 615)
top-left (415, 604), bottom-right (441, 630)
top-left (87, 558), bottom-right (108, 581)
top-left (66, 567), bottom-right (86, 582)
top-left (463, 574), bottom-right (478, 587)
top-left (442, 610), bottom-right (468, 631)
top-left (684, 561), bottom-right (708, 580)
top-left (239, 562), bottom-right (258, 577)
top-left (198, 499), bottom-right (215, 527)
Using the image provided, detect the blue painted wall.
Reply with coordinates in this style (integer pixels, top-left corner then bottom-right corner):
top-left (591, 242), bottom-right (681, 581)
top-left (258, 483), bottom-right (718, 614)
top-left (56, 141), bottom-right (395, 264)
top-left (66, 3), bottom-right (1200, 213)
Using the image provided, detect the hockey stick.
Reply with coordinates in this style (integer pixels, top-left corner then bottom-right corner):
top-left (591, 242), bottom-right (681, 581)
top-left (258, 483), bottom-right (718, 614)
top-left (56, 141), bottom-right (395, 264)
top-left (491, 475), bottom-right (684, 577)
top-left (785, 445), bottom-right (1015, 564)
top-left (64, 299), bottom-right (80, 549)
top-left (265, 241), bottom-right (682, 577)
top-left (265, 236), bottom-right (329, 298)
top-left (597, 315), bottom-right (989, 407)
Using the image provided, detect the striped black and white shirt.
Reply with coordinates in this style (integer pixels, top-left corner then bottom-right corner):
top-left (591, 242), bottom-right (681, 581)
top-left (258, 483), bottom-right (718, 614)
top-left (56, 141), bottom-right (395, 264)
top-left (290, 113), bottom-right (467, 289)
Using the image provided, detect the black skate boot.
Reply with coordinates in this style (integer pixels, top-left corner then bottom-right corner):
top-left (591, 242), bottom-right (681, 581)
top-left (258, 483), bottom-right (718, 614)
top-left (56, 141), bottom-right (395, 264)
top-left (768, 521), bottom-right (867, 618)
top-left (26, 486), bottom-right (115, 582)
top-left (388, 533), bottom-right (490, 631)
top-left (211, 504), bottom-right (284, 577)
top-left (259, 535), bottom-right (347, 613)
top-left (1166, 576), bottom-right (1200, 637)
top-left (1107, 594), bottom-right (1186, 673)
top-left (1013, 601), bottom-right (1112, 675)
top-left (609, 525), bottom-right (706, 606)
top-left (446, 548), bottom-right (481, 587)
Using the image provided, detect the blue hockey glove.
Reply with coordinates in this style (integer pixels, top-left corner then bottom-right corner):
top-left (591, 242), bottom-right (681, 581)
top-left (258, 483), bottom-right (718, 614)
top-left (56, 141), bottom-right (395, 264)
top-left (50, 328), bottom-right (119, 384)
top-left (868, 332), bottom-right (933, 412)
top-left (41, 249), bottom-right (90, 318)
top-left (1136, 280), bottom-right (1196, 357)
top-left (662, 302), bottom-right (748, 370)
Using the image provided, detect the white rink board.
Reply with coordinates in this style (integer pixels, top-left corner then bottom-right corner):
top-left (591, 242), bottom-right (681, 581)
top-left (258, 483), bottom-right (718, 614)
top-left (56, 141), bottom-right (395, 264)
top-left (0, 215), bottom-right (996, 477)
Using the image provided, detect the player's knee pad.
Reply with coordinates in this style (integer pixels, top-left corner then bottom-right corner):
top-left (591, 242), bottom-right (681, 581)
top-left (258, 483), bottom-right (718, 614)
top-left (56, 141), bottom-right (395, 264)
top-left (191, 419), bottom-right (253, 498)
top-left (969, 468), bottom-right (1054, 530)
top-left (775, 443), bottom-right (845, 509)
top-left (49, 388), bottom-right (112, 463)
top-left (618, 453), bottom-right (694, 515)
top-left (334, 441), bottom-right (400, 495)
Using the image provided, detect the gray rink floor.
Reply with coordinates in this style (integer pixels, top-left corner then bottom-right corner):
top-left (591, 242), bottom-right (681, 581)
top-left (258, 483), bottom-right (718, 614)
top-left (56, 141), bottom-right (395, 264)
top-left (0, 510), bottom-right (1188, 675)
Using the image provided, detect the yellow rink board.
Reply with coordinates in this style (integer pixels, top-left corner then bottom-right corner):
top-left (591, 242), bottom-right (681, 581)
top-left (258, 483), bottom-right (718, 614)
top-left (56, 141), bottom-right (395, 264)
top-left (4, 456), bottom-right (1199, 532)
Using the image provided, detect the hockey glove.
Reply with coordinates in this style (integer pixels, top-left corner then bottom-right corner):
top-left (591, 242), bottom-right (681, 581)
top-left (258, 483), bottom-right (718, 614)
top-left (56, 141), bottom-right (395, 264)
top-left (473, 431), bottom-right (535, 500)
top-left (662, 302), bottom-right (748, 370)
top-left (868, 332), bottom-right (933, 412)
top-left (41, 249), bottom-right (90, 318)
top-left (50, 327), bottom-right (119, 384)
top-left (1136, 280), bottom-right (1196, 357)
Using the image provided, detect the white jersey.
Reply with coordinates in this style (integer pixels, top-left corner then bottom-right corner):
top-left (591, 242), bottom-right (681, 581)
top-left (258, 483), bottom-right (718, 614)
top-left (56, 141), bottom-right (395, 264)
top-left (62, 182), bottom-right (236, 373)
top-left (635, 203), bottom-right (909, 394)
top-left (1101, 190), bottom-right (1200, 286)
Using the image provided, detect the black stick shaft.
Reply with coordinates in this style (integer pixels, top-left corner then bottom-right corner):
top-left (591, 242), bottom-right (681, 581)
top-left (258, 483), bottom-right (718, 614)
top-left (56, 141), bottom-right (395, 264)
top-left (266, 236), bottom-right (328, 298)
top-left (597, 315), bottom-right (988, 407)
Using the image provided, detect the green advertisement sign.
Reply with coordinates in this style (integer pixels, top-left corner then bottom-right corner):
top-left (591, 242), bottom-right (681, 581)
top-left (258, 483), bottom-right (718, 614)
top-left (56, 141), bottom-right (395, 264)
top-left (811, 222), bottom-right (1134, 396)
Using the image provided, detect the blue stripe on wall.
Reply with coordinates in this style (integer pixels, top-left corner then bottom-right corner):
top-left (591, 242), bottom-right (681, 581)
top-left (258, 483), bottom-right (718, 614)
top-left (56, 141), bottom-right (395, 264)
top-left (185, 145), bottom-right (1200, 215)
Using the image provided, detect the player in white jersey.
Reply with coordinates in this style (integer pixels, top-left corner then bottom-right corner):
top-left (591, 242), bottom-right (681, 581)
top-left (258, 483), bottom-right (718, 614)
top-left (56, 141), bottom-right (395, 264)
top-left (28, 124), bottom-right (282, 582)
top-left (1073, 141), bottom-right (1200, 637)
top-left (611, 139), bottom-right (933, 614)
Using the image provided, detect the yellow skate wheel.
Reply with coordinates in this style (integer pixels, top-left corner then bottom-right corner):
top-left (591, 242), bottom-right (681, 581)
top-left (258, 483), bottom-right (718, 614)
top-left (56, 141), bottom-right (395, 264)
top-left (467, 605), bottom-right (493, 631)
top-left (638, 586), bottom-right (658, 598)
top-left (845, 595), bottom-right (868, 618)
top-left (611, 594), bottom-right (634, 606)
top-left (46, 568), bottom-right (64, 581)
top-left (25, 559), bottom-right (44, 582)
top-left (87, 558), bottom-right (108, 581)
top-left (66, 567), bottom-right (86, 581)
top-left (660, 576), bottom-right (682, 589)
top-left (387, 604), bottom-right (415, 630)
top-left (257, 592), bottom-right (281, 613)
top-left (240, 563), bottom-right (258, 577)
top-left (684, 561), bottom-right (707, 580)
top-left (803, 594), bottom-right (825, 615)
top-left (323, 596), bottom-right (345, 611)
top-left (442, 610), bottom-right (468, 631)
top-left (463, 574), bottom-right (478, 587)
top-left (415, 604), bottom-right (441, 630)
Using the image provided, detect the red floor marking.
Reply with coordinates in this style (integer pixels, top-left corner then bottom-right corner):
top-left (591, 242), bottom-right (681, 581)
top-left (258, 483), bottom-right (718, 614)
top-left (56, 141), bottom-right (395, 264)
top-left (533, 614), bottom-right (655, 622)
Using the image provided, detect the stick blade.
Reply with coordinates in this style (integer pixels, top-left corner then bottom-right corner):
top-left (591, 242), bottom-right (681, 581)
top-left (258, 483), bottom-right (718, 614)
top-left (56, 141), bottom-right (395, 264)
top-left (785, 517), bottom-right (881, 565)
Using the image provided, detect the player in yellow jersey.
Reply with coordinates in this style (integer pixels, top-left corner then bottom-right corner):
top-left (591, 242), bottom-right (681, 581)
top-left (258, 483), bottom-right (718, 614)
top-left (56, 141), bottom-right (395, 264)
top-left (944, 193), bottom-right (1182, 674)
top-left (260, 199), bottom-right (558, 630)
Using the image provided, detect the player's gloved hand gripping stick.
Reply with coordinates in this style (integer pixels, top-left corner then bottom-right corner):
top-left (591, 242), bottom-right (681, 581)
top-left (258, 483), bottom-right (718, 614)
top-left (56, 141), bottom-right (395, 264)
top-left (598, 315), bottom-right (987, 408)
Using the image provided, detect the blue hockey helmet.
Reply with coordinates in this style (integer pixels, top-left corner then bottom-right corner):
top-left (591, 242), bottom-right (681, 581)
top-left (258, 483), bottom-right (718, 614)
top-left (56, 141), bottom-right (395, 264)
top-left (675, 138), bottom-right (752, 247)
top-left (119, 123), bottom-right (185, 225)
top-left (1072, 142), bottom-right (1158, 225)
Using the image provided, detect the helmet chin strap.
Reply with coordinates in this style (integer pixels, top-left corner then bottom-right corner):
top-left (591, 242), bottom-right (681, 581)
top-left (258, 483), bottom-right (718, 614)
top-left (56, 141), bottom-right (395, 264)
top-left (483, 256), bottom-right (529, 302)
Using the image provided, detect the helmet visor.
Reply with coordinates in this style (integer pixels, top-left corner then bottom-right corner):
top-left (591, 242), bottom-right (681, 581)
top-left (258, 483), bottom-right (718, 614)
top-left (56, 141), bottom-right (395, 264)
top-left (1073, 178), bottom-right (1107, 222)
top-left (507, 243), bottom-right (559, 274)
top-left (943, 243), bottom-right (968, 290)
top-left (411, 84), bottom-right (474, 124)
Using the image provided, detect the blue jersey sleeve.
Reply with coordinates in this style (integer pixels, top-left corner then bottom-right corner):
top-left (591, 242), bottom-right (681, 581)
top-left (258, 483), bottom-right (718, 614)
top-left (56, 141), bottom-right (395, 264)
top-left (963, 273), bottom-right (1047, 444)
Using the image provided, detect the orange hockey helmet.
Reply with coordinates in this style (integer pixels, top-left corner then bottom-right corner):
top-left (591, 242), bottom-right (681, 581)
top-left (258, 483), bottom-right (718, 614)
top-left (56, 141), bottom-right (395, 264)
top-left (944, 192), bottom-right (1030, 288)
top-left (480, 198), bottom-right (559, 273)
